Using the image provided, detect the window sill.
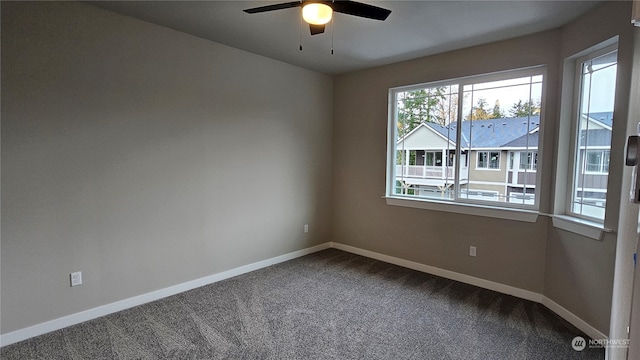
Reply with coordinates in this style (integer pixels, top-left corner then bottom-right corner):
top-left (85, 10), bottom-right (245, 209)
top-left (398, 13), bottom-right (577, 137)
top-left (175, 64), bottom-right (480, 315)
top-left (384, 196), bottom-right (539, 223)
top-left (551, 215), bottom-right (613, 240)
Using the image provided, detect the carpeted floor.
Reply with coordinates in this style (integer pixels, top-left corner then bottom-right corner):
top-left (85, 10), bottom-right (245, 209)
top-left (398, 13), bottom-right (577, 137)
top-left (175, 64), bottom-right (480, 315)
top-left (1, 249), bottom-right (604, 359)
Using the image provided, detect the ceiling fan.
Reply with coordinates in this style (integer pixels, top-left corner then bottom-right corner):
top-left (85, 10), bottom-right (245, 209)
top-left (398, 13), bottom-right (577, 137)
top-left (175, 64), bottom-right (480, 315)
top-left (243, 1), bottom-right (392, 35)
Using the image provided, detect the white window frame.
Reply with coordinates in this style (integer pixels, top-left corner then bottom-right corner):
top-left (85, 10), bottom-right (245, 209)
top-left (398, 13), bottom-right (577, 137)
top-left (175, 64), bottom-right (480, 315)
top-left (566, 44), bottom-right (617, 223)
top-left (385, 67), bottom-right (546, 220)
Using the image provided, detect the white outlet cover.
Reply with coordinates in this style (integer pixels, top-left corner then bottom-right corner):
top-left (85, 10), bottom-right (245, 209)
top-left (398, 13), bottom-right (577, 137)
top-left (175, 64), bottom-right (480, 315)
top-left (70, 271), bottom-right (82, 287)
top-left (469, 246), bottom-right (477, 257)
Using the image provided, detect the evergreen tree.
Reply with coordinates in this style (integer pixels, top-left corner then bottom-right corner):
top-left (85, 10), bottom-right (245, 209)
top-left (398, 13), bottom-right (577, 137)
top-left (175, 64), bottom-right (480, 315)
top-left (436, 92), bottom-right (459, 128)
top-left (509, 99), bottom-right (541, 117)
top-left (467, 98), bottom-right (491, 120)
top-left (492, 100), bottom-right (504, 119)
top-left (397, 87), bottom-right (448, 137)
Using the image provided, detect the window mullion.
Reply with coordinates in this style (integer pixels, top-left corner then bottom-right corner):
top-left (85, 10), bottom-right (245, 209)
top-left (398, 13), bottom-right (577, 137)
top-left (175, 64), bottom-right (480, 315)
top-left (454, 82), bottom-right (463, 201)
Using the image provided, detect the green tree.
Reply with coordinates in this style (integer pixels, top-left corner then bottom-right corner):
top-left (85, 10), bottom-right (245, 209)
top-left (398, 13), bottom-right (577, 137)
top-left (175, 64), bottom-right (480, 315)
top-left (508, 99), bottom-right (541, 117)
top-left (397, 87), bottom-right (447, 137)
top-left (492, 100), bottom-right (504, 119)
top-left (467, 97), bottom-right (491, 120)
top-left (436, 92), bottom-right (459, 127)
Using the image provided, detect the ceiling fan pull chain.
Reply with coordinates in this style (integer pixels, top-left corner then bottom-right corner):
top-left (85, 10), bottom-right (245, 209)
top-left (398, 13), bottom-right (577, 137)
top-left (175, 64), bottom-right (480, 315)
top-left (331, 14), bottom-right (334, 55)
top-left (299, 6), bottom-right (303, 51)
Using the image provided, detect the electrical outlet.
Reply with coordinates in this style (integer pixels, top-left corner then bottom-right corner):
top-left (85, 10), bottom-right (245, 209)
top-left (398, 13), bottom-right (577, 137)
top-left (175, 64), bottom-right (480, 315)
top-left (70, 271), bottom-right (82, 287)
top-left (469, 246), bottom-right (477, 257)
top-left (304, 224), bottom-right (309, 233)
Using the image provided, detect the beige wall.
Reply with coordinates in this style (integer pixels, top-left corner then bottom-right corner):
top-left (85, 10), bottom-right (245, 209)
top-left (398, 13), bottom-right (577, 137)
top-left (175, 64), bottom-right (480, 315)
top-left (333, 1), bottom-right (634, 335)
top-left (1, 2), bottom-right (333, 334)
top-left (333, 30), bottom-right (558, 294)
top-left (545, 0), bottom-right (635, 337)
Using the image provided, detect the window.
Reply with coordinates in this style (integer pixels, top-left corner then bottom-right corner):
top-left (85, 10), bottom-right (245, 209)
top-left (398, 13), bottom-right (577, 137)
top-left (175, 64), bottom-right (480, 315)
top-left (569, 46), bottom-right (617, 221)
top-left (425, 151), bottom-right (443, 166)
top-left (388, 68), bottom-right (544, 209)
top-left (511, 151), bottom-right (538, 171)
top-left (584, 150), bottom-right (610, 173)
top-left (520, 151), bottom-right (537, 170)
top-left (477, 151), bottom-right (500, 169)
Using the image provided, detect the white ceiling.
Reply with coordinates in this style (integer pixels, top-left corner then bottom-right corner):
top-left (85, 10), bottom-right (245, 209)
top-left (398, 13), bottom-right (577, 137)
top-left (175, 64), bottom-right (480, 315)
top-left (89, 0), bottom-right (603, 75)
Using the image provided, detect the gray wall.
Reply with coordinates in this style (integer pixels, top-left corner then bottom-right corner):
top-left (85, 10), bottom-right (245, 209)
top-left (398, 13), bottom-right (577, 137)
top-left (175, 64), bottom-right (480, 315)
top-left (1, 2), bottom-right (333, 334)
top-left (332, 1), bottom-right (633, 335)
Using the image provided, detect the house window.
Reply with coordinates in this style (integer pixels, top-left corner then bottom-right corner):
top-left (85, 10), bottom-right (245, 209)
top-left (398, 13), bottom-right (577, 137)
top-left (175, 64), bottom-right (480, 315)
top-left (477, 151), bottom-right (500, 169)
top-left (408, 150), bottom-right (420, 165)
top-left (584, 150), bottom-right (610, 173)
top-left (569, 46), bottom-right (617, 221)
top-left (388, 67), bottom-right (544, 209)
top-left (509, 151), bottom-right (538, 171)
top-left (425, 151), bottom-right (443, 166)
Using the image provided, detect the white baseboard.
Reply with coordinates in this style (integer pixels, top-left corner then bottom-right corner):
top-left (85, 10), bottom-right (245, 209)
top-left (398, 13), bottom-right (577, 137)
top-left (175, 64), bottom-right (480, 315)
top-left (540, 296), bottom-right (607, 340)
top-left (0, 242), bottom-right (331, 347)
top-left (1, 241), bottom-right (606, 348)
top-left (329, 242), bottom-right (607, 341)
top-left (330, 242), bottom-right (542, 302)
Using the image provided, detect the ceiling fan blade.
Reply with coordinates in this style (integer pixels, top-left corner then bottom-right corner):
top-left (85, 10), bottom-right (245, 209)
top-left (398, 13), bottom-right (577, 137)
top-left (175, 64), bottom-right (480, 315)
top-left (243, 1), bottom-right (301, 14)
top-left (309, 24), bottom-right (325, 35)
top-left (331, 1), bottom-right (391, 21)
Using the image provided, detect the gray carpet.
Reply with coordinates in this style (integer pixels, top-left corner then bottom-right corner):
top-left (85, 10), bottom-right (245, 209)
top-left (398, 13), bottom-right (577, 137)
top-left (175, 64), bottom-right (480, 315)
top-left (1, 249), bottom-right (604, 359)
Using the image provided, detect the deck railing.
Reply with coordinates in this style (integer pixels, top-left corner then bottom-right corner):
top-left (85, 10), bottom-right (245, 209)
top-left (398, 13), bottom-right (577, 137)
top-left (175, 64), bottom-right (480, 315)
top-left (395, 165), bottom-right (468, 180)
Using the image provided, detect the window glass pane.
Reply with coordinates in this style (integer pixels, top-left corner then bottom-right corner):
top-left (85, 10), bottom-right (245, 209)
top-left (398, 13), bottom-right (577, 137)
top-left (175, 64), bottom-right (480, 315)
top-left (586, 151), bottom-right (602, 172)
top-left (603, 150), bottom-right (610, 172)
top-left (409, 150), bottom-right (417, 165)
top-left (571, 49), bottom-right (617, 220)
top-left (478, 152), bottom-right (487, 168)
top-left (425, 152), bottom-right (434, 166)
top-left (390, 69), bottom-right (543, 208)
top-left (519, 152), bottom-right (530, 170)
top-left (459, 74), bottom-right (542, 204)
top-left (393, 84), bottom-right (459, 200)
top-left (489, 152), bottom-right (500, 169)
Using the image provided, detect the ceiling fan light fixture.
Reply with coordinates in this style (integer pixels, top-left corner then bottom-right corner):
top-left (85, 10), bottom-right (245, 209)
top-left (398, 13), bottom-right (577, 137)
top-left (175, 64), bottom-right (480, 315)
top-left (302, 3), bottom-right (333, 25)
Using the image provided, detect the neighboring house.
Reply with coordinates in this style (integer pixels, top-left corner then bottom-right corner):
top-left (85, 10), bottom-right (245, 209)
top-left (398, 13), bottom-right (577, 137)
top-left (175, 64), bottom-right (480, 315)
top-left (395, 113), bottom-right (612, 204)
top-left (574, 111), bottom-right (613, 210)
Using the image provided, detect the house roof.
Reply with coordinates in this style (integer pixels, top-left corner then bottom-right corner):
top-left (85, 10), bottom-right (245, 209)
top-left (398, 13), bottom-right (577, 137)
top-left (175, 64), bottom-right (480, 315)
top-left (587, 112), bottom-right (613, 128)
top-left (400, 112), bottom-right (614, 150)
top-left (423, 116), bottom-right (541, 149)
top-left (502, 132), bottom-right (540, 149)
